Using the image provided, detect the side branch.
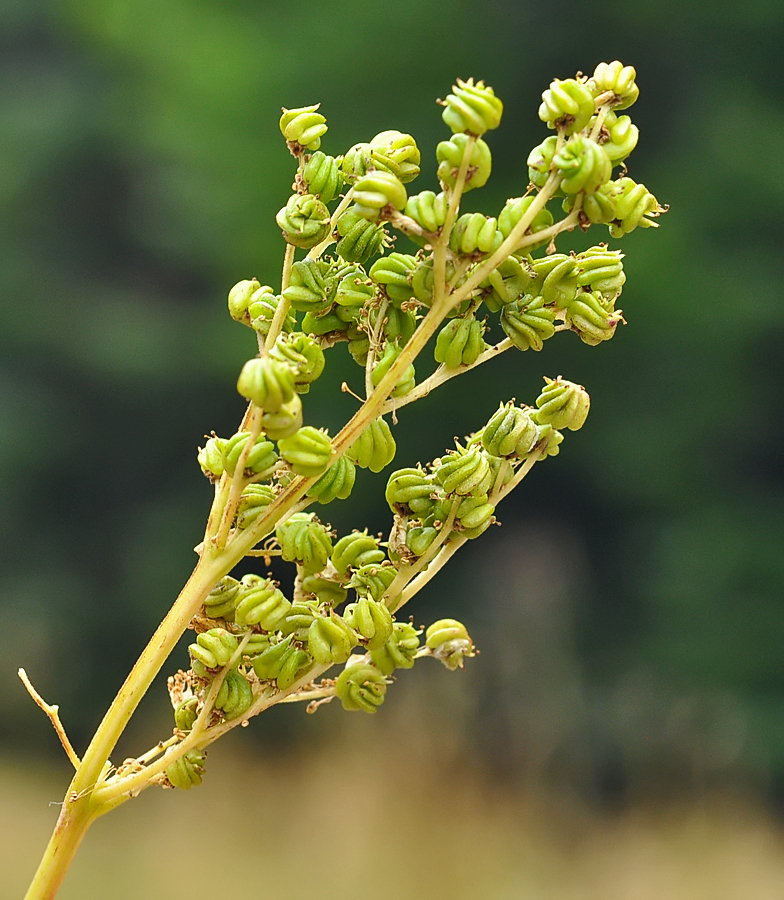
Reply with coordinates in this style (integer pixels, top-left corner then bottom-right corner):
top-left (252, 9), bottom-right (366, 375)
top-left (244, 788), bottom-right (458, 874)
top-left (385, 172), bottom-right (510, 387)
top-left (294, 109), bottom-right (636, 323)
top-left (18, 669), bottom-right (80, 770)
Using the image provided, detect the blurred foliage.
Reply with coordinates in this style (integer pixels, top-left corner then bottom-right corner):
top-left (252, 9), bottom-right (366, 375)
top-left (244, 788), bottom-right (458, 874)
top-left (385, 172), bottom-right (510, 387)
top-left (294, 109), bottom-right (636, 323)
top-left (2, 0), bottom-right (783, 799)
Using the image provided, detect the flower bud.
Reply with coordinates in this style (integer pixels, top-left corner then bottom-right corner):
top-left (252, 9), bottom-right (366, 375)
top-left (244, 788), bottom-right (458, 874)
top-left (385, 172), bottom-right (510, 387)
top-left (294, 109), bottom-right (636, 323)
top-left (369, 253), bottom-right (417, 305)
top-left (531, 377), bottom-right (590, 431)
top-left (450, 213), bottom-right (503, 256)
top-left (479, 257), bottom-right (531, 312)
top-left (222, 432), bottom-right (278, 476)
top-left (278, 426), bottom-right (333, 478)
top-left (498, 196), bottom-right (554, 251)
top-left (436, 133), bottom-right (492, 191)
top-left (348, 563), bottom-right (397, 601)
top-left (425, 618), bottom-right (476, 670)
top-left (539, 78), bottom-right (595, 134)
top-left (434, 317), bottom-right (486, 369)
top-left (228, 278), bottom-right (260, 324)
top-left (441, 78), bottom-right (503, 135)
top-left (385, 467), bottom-right (438, 514)
top-left (370, 343), bottom-right (415, 397)
top-left (335, 208), bottom-right (387, 263)
top-left (434, 446), bottom-right (493, 497)
top-left (281, 258), bottom-right (333, 313)
top-left (368, 130), bottom-right (421, 183)
top-left (343, 597), bottom-right (394, 651)
top-left (261, 394), bottom-right (304, 441)
top-left (352, 172), bottom-right (408, 221)
top-left (307, 612), bottom-right (357, 665)
top-left (302, 310), bottom-right (350, 336)
top-left (235, 574), bottom-right (292, 630)
top-left (589, 61), bottom-right (639, 110)
top-left (383, 307), bottom-right (417, 347)
top-left (236, 357), bottom-right (297, 413)
top-left (500, 295), bottom-right (556, 351)
top-left (302, 150), bottom-right (343, 202)
top-left (405, 190), bottom-right (448, 233)
top-left (566, 291), bottom-right (623, 345)
top-left (166, 749), bottom-right (206, 791)
top-left (307, 455), bottom-right (356, 504)
top-left (300, 573), bottom-right (348, 606)
top-left (248, 285), bottom-right (296, 336)
top-left (527, 135), bottom-right (558, 189)
top-left (332, 530), bottom-right (386, 576)
top-left (215, 668), bottom-right (254, 720)
top-left (251, 636), bottom-right (311, 690)
top-left (270, 333), bottom-right (326, 393)
top-left (335, 660), bottom-right (388, 712)
top-left (370, 622), bottom-right (421, 675)
top-left (278, 601), bottom-right (320, 640)
top-left (575, 246), bottom-right (625, 297)
top-left (455, 495), bottom-right (495, 538)
top-left (530, 254), bottom-right (580, 307)
top-left (276, 512), bottom-right (333, 573)
top-left (276, 193), bottom-right (331, 248)
top-left (279, 104), bottom-right (327, 151)
top-left (535, 422), bottom-right (564, 457)
top-left (553, 136), bottom-right (612, 195)
top-left (606, 177), bottom-right (664, 237)
top-left (347, 416), bottom-right (397, 473)
top-left (601, 112), bottom-right (639, 163)
top-left (203, 576), bottom-right (242, 620)
top-left (189, 629), bottom-right (239, 671)
top-left (334, 266), bottom-right (374, 310)
top-left (406, 524), bottom-right (439, 557)
top-left (198, 436), bottom-right (227, 479)
top-left (174, 697), bottom-right (198, 732)
top-left (411, 256), bottom-right (466, 306)
top-left (482, 403), bottom-right (538, 458)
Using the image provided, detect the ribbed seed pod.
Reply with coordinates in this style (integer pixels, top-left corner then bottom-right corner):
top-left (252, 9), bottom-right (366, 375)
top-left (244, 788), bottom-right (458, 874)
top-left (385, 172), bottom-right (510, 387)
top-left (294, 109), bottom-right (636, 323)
top-left (501, 295), bottom-right (556, 351)
top-left (302, 310), bottom-right (350, 336)
top-left (348, 563), bottom-right (397, 602)
top-left (236, 357), bottom-right (296, 413)
top-left (203, 576), bottom-right (242, 620)
top-left (435, 446), bottom-right (493, 496)
top-left (385, 467), bottom-right (437, 514)
top-left (441, 78), bottom-right (503, 135)
top-left (411, 257), bottom-right (466, 307)
top-left (535, 422), bottom-right (564, 457)
top-left (370, 622), bottom-right (421, 675)
top-left (335, 661), bottom-right (387, 713)
top-left (527, 135), bottom-right (558, 189)
top-left (405, 190), bottom-right (448, 233)
top-left (335, 208), bottom-right (387, 264)
top-left (300, 573), bottom-right (348, 606)
top-left (276, 512), bottom-right (333, 573)
top-left (531, 377), bottom-right (590, 431)
top-left (530, 254), bottom-right (580, 307)
top-left (174, 697), bottom-right (198, 732)
top-left (425, 618), bottom-right (476, 670)
top-left (565, 291), bottom-right (623, 345)
top-left (198, 436), bottom-right (226, 479)
top-left (455, 495), bottom-right (495, 538)
top-left (278, 601), bottom-right (320, 640)
top-left (347, 328), bottom-right (370, 366)
top-left (270, 333), bottom-right (326, 393)
top-left (335, 267), bottom-right (374, 310)
top-left (279, 105), bottom-right (327, 151)
top-left (307, 455), bottom-right (356, 504)
top-left (553, 136), bottom-right (612, 195)
top-left (228, 278), bottom-right (260, 324)
top-left (247, 285), bottom-right (297, 336)
top-left (331, 530), bottom-right (386, 576)
top-left (222, 432), bottom-right (278, 476)
top-left (482, 404), bottom-right (538, 458)
top-left (242, 634), bottom-right (273, 659)
top-left (434, 317), bottom-right (486, 368)
top-left (352, 171), bottom-right (408, 221)
top-left (370, 343), bottom-right (415, 397)
top-left (278, 426), bottom-right (333, 478)
top-left (368, 130), bottom-right (421, 183)
top-left (166, 749), bottom-right (206, 791)
top-left (601, 112), bottom-right (639, 163)
top-left (479, 257), bottom-right (530, 312)
top-left (343, 597), bottom-right (394, 651)
top-left (215, 669), bottom-right (254, 720)
top-left (498, 196), bottom-right (555, 249)
top-left (251, 636), bottom-right (311, 690)
top-left (189, 629), bottom-right (239, 671)
top-left (567, 185), bottom-right (618, 225)
top-left (341, 142), bottom-right (373, 181)
top-left (281, 258), bottom-right (332, 313)
top-left (450, 213), bottom-right (503, 256)
top-left (235, 574), bottom-right (291, 630)
top-left (406, 524), bottom-right (439, 557)
top-left (302, 151), bottom-right (343, 202)
top-left (607, 177), bottom-right (663, 237)
top-left (383, 306), bottom-right (417, 345)
top-left (436, 134), bottom-right (492, 192)
top-left (276, 193), bottom-right (331, 248)
top-left (347, 416), bottom-right (396, 472)
top-left (369, 253), bottom-right (417, 304)
top-left (589, 61), bottom-right (639, 110)
top-left (575, 246), bottom-right (626, 296)
top-left (308, 612), bottom-right (356, 665)
top-left (538, 78), bottom-right (595, 134)
top-left (260, 394), bottom-right (304, 441)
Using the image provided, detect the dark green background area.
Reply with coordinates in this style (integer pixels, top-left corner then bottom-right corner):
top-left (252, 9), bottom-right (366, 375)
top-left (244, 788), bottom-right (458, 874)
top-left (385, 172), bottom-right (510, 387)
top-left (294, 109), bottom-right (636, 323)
top-left (2, 0), bottom-right (783, 799)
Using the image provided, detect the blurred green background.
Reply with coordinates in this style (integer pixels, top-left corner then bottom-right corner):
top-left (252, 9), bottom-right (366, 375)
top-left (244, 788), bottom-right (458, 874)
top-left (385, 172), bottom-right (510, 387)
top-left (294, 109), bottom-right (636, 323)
top-left (3, 0), bottom-right (784, 896)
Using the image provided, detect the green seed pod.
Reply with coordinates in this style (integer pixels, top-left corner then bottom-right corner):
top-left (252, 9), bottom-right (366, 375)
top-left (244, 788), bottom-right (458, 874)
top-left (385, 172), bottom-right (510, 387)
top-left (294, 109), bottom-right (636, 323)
top-left (383, 306), bottom-right (417, 345)
top-left (300, 573), bottom-right (348, 606)
top-left (434, 317), bottom-right (486, 369)
top-left (341, 142), bottom-right (373, 181)
top-left (575, 245), bottom-right (626, 296)
top-left (455, 495), bottom-right (495, 538)
top-left (198, 436), bottom-right (227, 479)
top-left (481, 403), bottom-right (538, 458)
top-left (270, 333), bottom-right (326, 393)
top-left (347, 330), bottom-right (370, 366)
top-left (335, 208), bottom-right (387, 264)
top-left (353, 171), bottom-right (408, 221)
top-left (538, 78), bottom-right (595, 134)
top-left (500, 295), bottom-right (556, 351)
top-left (531, 377), bottom-right (590, 431)
top-left (368, 130), bottom-right (421, 184)
top-left (279, 104), bottom-right (327, 151)
top-left (228, 278), bottom-right (260, 325)
top-left (607, 177), bottom-right (663, 237)
top-left (278, 426), bottom-right (333, 478)
top-left (370, 343), bottom-right (415, 397)
top-left (385, 467), bottom-right (438, 514)
top-left (479, 257), bottom-right (530, 312)
top-left (251, 636), bottom-right (311, 690)
top-left (369, 253), bottom-right (417, 305)
top-left (425, 618), bottom-right (476, 670)
top-left (527, 135), bottom-right (558, 189)
top-left (278, 601), bottom-right (320, 640)
top-left (222, 432), bottom-right (278, 476)
top-left (236, 357), bottom-right (296, 413)
top-left (498, 196), bottom-right (554, 251)
top-left (276, 193), bottom-right (331, 249)
top-left (248, 285), bottom-right (297, 337)
top-left (347, 416), bottom-right (396, 473)
top-left (411, 256), bottom-right (465, 307)
top-left (235, 574), bottom-right (292, 630)
top-left (436, 133), bottom-right (492, 192)
top-left (343, 596), bottom-right (394, 651)
top-left (535, 422), bottom-right (564, 457)
top-left (276, 512), bottom-right (333, 573)
top-left (203, 576), bottom-right (242, 620)
top-left (281, 258), bottom-right (333, 313)
top-left (565, 291), bottom-right (622, 345)
top-left (553, 136), bottom-right (612, 195)
top-left (450, 212), bottom-right (503, 256)
top-left (530, 254), bottom-right (580, 308)
top-left (601, 112), bottom-right (639, 164)
top-left (370, 622), bottom-right (421, 675)
top-left (189, 628), bottom-right (239, 671)
top-left (308, 612), bottom-right (357, 665)
top-left (441, 78), bottom-right (503, 135)
top-left (302, 310), bottom-right (350, 336)
top-left (307, 455), bottom-right (356, 504)
top-left (260, 394), bottom-right (304, 441)
top-left (302, 150), bottom-right (344, 202)
top-left (348, 563), bottom-right (397, 602)
top-left (242, 633), bottom-right (273, 659)
top-left (331, 530), bottom-right (386, 576)
top-left (406, 524), bottom-right (439, 557)
top-left (435, 446), bottom-right (493, 497)
top-left (405, 190), bottom-right (448, 234)
top-left (335, 660), bottom-right (388, 713)
top-left (335, 267), bottom-right (375, 310)
top-left (166, 749), bottom-right (206, 791)
top-left (174, 697), bottom-right (198, 732)
top-left (589, 60), bottom-right (639, 110)
top-left (215, 668), bottom-right (254, 720)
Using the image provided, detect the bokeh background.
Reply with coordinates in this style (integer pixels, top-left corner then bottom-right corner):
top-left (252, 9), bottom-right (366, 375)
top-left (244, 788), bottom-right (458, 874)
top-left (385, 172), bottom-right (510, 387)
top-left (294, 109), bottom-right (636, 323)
top-left (4, 0), bottom-right (784, 897)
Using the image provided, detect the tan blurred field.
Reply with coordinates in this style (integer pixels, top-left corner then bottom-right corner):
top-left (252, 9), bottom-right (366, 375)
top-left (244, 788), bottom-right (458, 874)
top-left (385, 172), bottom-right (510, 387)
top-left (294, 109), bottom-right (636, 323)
top-left (7, 725), bottom-right (784, 900)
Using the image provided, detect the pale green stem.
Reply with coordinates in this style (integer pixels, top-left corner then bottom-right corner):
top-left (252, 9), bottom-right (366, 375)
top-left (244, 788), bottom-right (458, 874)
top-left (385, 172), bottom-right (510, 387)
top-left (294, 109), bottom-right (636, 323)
top-left (263, 243), bottom-right (296, 353)
top-left (309, 187), bottom-right (355, 260)
top-left (214, 408), bottom-right (263, 550)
